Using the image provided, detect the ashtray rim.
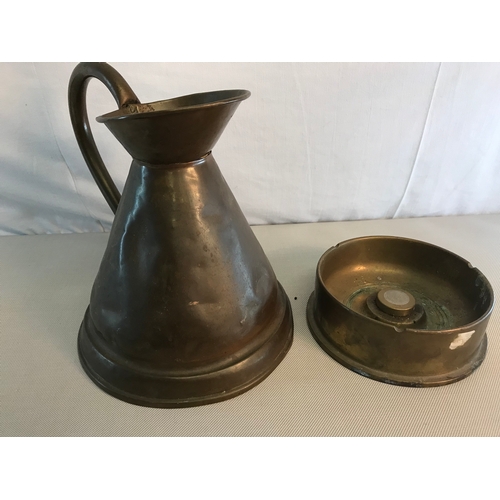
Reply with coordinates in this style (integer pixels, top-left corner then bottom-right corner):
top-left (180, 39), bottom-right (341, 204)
top-left (315, 235), bottom-right (495, 335)
top-left (308, 234), bottom-right (495, 387)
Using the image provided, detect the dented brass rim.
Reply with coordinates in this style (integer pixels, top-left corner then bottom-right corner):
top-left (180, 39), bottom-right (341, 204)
top-left (306, 236), bottom-right (494, 387)
top-left (307, 292), bottom-right (488, 387)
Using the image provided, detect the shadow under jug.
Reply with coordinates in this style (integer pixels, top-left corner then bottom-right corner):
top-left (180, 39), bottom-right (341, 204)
top-left (68, 62), bottom-right (293, 407)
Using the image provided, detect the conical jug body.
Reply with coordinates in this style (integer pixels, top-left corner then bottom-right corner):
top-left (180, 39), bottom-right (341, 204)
top-left (69, 63), bottom-right (293, 407)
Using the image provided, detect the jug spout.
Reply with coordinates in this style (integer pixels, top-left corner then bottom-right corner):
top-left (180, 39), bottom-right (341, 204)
top-left (98, 89), bottom-right (251, 165)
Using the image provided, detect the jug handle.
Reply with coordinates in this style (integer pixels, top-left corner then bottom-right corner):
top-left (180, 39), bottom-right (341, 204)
top-left (68, 62), bottom-right (140, 213)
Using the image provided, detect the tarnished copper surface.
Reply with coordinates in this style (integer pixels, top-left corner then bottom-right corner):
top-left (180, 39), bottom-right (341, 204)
top-left (307, 236), bottom-right (494, 387)
top-left (69, 62), bottom-right (293, 407)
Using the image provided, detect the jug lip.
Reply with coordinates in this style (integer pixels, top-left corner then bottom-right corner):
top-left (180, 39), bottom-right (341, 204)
top-left (97, 89), bottom-right (251, 122)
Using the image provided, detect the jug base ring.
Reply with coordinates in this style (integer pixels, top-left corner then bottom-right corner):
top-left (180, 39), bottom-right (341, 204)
top-left (78, 289), bottom-right (293, 408)
top-left (306, 292), bottom-right (488, 387)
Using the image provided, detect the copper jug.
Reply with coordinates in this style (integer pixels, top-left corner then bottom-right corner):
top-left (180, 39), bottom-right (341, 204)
top-left (68, 62), bottom-right (293, 407)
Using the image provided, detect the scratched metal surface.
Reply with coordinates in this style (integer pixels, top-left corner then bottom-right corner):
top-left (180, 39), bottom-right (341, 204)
top-left (1, 214), bottom-right (499, 436)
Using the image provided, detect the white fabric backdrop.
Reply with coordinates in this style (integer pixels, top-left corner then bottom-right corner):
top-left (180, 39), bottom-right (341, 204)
top-left (1, 62), bottom-right (499, 235)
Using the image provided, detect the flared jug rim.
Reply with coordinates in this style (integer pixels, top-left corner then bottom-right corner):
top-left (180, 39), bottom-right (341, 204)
top-left (96, 89), bottom-right (251, 122)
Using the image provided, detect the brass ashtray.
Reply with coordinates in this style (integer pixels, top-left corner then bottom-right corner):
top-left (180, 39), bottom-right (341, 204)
top-left (306, 236), bottom-right (494, 387)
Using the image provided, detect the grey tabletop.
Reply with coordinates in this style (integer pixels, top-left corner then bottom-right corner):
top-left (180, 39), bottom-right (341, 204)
top-left (1, 214), bottom-right (499, 436)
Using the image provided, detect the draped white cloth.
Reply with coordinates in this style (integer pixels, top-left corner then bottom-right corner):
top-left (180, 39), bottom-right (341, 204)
top-left (1, 62), bottom-right (499, 235)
